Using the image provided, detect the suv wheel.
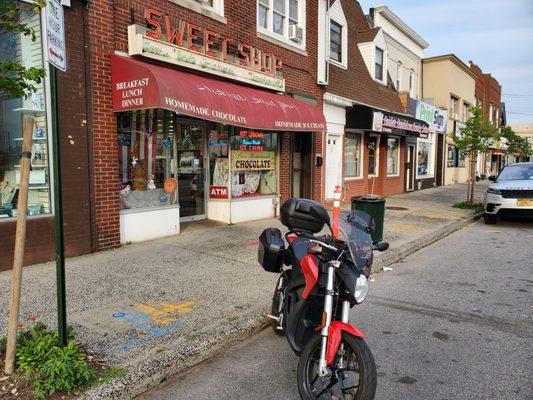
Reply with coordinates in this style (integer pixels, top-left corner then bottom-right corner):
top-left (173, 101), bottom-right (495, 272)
top-left (484, 213), bottom-right (497, 224)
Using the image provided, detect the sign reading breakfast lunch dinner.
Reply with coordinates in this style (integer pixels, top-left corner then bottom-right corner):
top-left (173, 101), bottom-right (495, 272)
top-left (127, 8), bottom-right (286, 91)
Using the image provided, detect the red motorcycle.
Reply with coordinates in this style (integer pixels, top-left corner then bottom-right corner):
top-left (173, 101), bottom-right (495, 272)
top-left (259, 198), bottom-right (388, 400)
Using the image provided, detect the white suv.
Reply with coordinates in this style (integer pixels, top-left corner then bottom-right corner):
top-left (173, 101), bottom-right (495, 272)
top-left (483, 162), bottom-right (533, 224)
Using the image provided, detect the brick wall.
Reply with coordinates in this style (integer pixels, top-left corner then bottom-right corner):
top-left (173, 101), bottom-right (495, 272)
top-left (470, 62), bottom-right (502, 122)
top-left (0, 1), bottom-right (94, 270)
top-left (341, 132), bottom-right (405, 202)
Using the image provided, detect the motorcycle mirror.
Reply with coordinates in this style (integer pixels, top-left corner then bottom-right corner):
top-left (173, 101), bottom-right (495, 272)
top-left (373, 241), bottom-right (389, 252)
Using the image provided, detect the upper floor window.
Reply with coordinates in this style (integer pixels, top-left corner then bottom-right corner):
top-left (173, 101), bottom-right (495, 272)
top-left (329, 20), bottom-right (342, 62)
top-left (462, 102), bottom-right (470, 122)
top-left (257, 0), bottom-right (305, 49)
top-left (396, 62), bottom-right (401, 91)
top-left (450, 96), bottom-right (459, 118)
top-left (375, 47), bottom-right (384, 81)
top-left (176, 0), bottom-right (225, 21)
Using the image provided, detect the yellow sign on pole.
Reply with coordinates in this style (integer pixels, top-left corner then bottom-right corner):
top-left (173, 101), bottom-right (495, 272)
top-left (232, 150), bottom-right (275, 170)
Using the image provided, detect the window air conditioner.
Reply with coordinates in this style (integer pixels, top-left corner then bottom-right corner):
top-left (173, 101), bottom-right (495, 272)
top-left (289, 25), bottom-right (303, 43)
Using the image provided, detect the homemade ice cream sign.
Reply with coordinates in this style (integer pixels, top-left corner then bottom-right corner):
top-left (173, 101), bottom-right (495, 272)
top-left (127, 8), bottom-right (285, 91)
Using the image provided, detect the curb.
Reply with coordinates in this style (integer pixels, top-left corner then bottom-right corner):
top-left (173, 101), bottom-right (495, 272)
top-left (82, 212), bottom-right (482, 400)
top-left (373, 212), bottom-right (483, 271)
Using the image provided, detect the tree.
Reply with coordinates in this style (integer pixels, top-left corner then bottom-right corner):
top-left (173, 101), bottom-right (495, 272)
top-left (451, 106), bottom-right (498, 204)
top-left (501, 125), bottom-right (533, 159)
top-left (0, 0), bottom-right (46, 98)
top-left (2, 0), bottom-right (47, 376)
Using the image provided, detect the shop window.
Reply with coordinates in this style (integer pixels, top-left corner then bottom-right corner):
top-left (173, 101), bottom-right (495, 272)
top-left (230, 129), bottom-right (278, 198)
top-left (257, 0), bottom-right (305, 49)
top-left (447, 145), bottom-right (460, 168)
top-left (0, 11), bottom-right (51, 220)
top-left (417, 134), bottom-right (434, 178)
top-left (117, 109), bottom-right (180, 210)
top-left (344, 132), bottom-right (362, 178)
top-left (375, 47), bottom-right (384, 82)
top-left (368, 135), bottom-right (379, 176)
top-left (386, 137), bottom-right (399, 176)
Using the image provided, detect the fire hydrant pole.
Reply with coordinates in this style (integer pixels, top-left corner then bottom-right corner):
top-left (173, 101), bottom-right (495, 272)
top-left (332, 185), bottom-right (341, 238)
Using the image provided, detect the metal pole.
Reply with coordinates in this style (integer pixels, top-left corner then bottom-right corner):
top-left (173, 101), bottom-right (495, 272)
top-left (50, 65), bottom-right (67, 346)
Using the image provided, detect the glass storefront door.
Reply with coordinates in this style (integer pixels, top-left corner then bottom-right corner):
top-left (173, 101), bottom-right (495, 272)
top-left (176, 121), bottom-right (206, 220)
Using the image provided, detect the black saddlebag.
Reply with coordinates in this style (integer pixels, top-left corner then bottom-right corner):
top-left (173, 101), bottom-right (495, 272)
top-left (258, 228), bottom-right (286, 273)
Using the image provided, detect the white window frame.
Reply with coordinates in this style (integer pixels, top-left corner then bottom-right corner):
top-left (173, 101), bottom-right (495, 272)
top-left (257, 0), bottom-right (306, 51)
top-left (170, 0), bottom-right (225, 23)
top-left (386, 136), bottom-right (400, 177)
top-left (396, 61), bottom-right (402, 91)
top-left (374, 47), bottom-right (385, 83)
top-left (368, 133), bottom-right (380, 177)
top-left (326, 1), bottom-right (348, 69)
top-left (415, 133), bottom-right (435, 179)
top-left (344, 130), bottom-right (364, 180)
top-left (462, 101), bottom-right (470, 122)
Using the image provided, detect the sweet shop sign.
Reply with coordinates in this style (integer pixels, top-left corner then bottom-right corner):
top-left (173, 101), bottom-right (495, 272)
top-left (127, 8), bottom-right (285, 91)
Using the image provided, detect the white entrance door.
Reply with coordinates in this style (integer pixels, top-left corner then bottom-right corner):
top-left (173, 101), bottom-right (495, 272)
top-left (326, 133), bottom-right (343, 199)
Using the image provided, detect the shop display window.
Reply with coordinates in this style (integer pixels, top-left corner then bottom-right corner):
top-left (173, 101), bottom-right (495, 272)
top-left (386, 137), bottom-right (399, 175)
top-left (230, 129), bottom-right (279, 198)
top-left (417, 133), bottom-right (434, 177)
top-left (118, 109), bottom-right (179, 210)
top-left (344, 132), bottom-right (362, 178)
top-left (0, 11), bottom-right (50, 220)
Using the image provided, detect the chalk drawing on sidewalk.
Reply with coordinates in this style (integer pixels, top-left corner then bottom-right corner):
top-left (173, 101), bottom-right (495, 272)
top-left (112, 300), bottom-right (195, 351)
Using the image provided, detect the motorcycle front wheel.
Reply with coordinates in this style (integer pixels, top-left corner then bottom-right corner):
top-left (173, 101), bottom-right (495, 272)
top-left (297, 332), bottom-right (377, 400)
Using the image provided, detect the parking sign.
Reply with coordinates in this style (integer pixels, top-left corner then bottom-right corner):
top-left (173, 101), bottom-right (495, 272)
top-left (46, 0), bottom-right (66, 71)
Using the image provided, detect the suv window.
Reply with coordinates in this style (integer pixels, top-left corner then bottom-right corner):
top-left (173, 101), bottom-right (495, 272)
top-left (498, 164), bottom-right (533, 181)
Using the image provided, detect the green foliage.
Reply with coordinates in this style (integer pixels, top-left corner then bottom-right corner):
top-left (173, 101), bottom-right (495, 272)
top-left (7, 323), bottom-right (93, 399)
top-left (0, 0), bottom-right (47, 98)
top-left (501, 126), bottom-right (533, 157)
top-left (451, 106), bottom-right (498, 158)
top-left (99, 365), bottom-right (127, 384)
top-left (453, 201), bottom-right (484, 213)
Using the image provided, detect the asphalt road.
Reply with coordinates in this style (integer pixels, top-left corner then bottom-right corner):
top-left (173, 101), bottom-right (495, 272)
top-left (137, 219), bottom-right (533, 400)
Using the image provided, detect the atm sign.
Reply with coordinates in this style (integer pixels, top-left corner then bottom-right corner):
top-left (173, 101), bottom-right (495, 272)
top-left (210, 186), bottom-right (228, 199)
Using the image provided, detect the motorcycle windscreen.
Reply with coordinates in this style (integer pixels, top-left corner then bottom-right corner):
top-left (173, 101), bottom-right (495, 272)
top-left (338, 211), bottom-right (373, 270)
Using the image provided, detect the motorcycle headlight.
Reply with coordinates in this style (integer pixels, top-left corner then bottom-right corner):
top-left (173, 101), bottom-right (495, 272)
top-left (487, 187), bottom-right (501, 195)
top-left (354, 274), bottom-right (369, 303)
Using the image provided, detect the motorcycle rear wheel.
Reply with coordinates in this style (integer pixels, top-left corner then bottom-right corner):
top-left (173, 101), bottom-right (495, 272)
top-left (297, 332), bottom-right (377, 400)
top-left (270, 272), bottom-right (288, 336)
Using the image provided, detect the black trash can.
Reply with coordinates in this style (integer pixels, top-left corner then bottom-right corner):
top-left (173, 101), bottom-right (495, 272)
top-left (351, 195), bottom-right (385, 244)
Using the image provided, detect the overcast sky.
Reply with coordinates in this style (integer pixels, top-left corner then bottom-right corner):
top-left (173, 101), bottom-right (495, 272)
top-left (358, 0), bottom-right (533, 126)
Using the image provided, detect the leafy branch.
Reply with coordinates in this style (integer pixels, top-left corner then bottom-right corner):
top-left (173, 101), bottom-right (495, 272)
top-left (0, 0), bottom-right (47, 98)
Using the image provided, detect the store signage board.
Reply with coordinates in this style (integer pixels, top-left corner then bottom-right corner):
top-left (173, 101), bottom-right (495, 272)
top-left (209, 185), bottom-right (229, 199)
top-left (415, 101), bottom-right (447, 134)
top-left (372, 111), bottom-right (429, 135)
top-left (232, 150), bottom-right (275, 171)
top-left (128, 24), bottom-right (285, 92)
top-left (46, 0), bottom-right (67, 71)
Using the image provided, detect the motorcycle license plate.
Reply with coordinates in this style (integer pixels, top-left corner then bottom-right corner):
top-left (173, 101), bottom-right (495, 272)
top-left (517, 199), bottom-right (533, 206)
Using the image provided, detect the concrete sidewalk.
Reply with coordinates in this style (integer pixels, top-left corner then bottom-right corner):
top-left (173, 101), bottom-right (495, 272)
top-left (0, 182), bottom-right (487, 399)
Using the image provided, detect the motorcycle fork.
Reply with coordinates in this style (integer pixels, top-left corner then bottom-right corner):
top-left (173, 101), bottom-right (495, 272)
top-left (318, 260), bottom-right (340, 377)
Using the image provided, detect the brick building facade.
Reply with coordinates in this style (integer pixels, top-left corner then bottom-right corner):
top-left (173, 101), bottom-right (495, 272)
top-left (0, 1), bottom-right (94, 270)
top-left (469, 61), bottom-right (503, 176)
top-left (318, 0), bottom-right (426, 203)
top-left (87, 0), bottom-right (326, 248)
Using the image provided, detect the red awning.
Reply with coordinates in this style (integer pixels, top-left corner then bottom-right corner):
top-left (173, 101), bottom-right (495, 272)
top-left (110, 54), bottom-right (326, 132)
